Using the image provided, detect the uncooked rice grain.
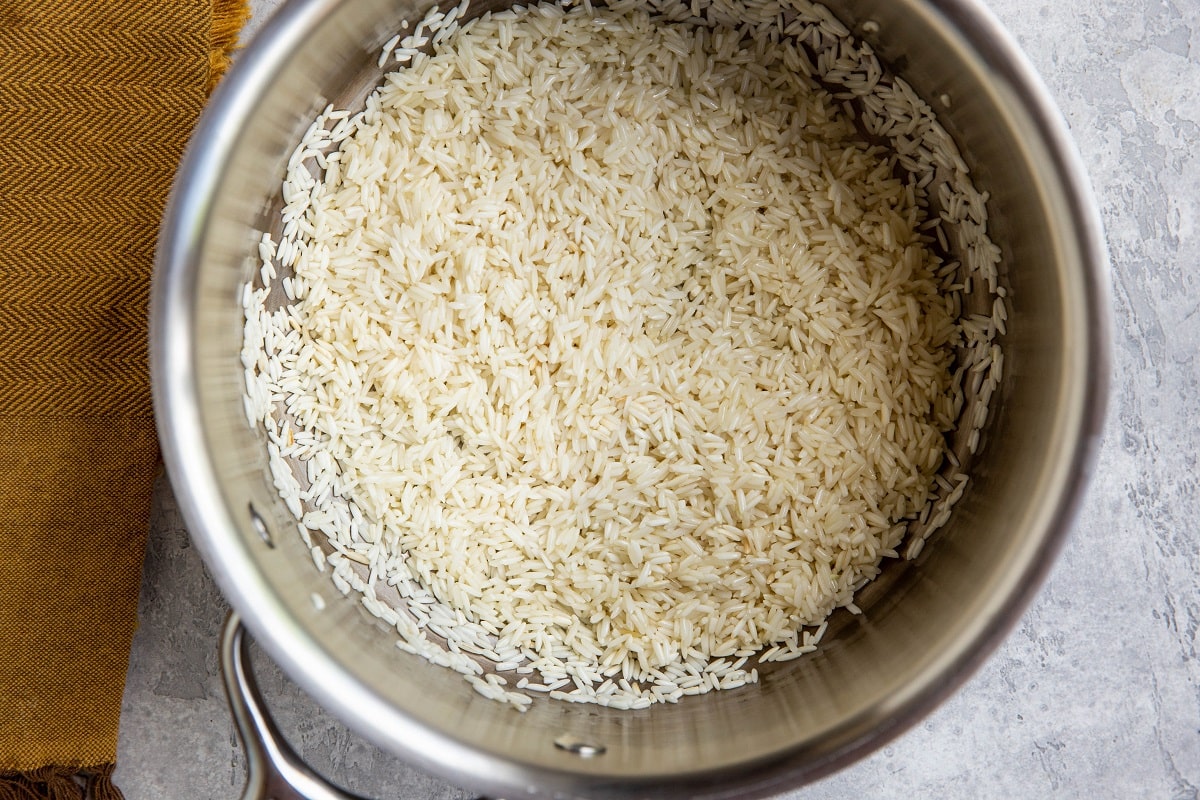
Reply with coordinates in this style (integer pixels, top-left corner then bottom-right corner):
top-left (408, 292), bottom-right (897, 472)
top-left (241, 0), bottom-right (1007, 710)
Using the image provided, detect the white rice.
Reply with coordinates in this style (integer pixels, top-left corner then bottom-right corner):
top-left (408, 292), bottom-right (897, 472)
top-left (240, 0), bottom-right (1007, 709)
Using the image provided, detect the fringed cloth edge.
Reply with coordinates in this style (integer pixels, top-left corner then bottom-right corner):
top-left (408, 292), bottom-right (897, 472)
top-left (209, 0), bottom-right (253, 94)
top-left (0, 765), bottom-right (120, 800)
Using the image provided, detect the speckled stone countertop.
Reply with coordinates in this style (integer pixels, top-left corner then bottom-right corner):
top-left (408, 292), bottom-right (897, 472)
top-left (114, 0), bottom-right (1200, 796)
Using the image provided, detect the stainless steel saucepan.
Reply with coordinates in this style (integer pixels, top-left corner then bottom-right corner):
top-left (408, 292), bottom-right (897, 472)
top-left (151, 0), bottom-right (1110, 796)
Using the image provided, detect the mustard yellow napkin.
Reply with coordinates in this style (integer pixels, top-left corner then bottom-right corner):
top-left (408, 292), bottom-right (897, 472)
top-left (0, 1), bottom-right (248, 796)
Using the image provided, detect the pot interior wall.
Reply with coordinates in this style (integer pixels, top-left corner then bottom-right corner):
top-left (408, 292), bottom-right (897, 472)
top-left (157, 0), bottom-right (1101, 796)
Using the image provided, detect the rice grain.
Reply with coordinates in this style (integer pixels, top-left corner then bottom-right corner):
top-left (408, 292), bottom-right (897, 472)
top-left (241, 0), bottom-right (1007, 710)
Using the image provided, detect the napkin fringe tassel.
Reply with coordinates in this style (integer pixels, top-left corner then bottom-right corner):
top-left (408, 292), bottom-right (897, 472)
top-left (208, 0), bottom-right (253, 93)
top-left (0, 764), bottom-right (122, 800)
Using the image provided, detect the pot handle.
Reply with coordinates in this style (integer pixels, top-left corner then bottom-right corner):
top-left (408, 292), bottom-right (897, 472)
top-left (220, 611), bottom-right (375, 800)
top-left (219, 612), bottom-right (494, 800)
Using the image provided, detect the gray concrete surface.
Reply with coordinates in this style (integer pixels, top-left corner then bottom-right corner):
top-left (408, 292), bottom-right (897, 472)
top-left (115, 0), bottom-right (1200, 796)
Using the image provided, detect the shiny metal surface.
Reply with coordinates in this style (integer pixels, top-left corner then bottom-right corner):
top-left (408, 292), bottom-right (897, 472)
top-left (151, 0), bottom-right (1110, 796)
top-left (223, 613), bottom-right (491, 800)
top-left (221, 613), bottom-right (373, 800)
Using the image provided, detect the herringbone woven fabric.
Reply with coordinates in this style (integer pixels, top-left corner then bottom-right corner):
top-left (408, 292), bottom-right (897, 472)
top-left (0, 0), bottom-right (248, 795)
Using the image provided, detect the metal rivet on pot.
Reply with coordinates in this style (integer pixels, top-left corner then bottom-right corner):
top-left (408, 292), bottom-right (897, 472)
top-left (861, 19), bottom-right (879, 34)
top-left (249, 503), bottom-right (274, 548)
top-left (554, 734), bottom-right (606, 758)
